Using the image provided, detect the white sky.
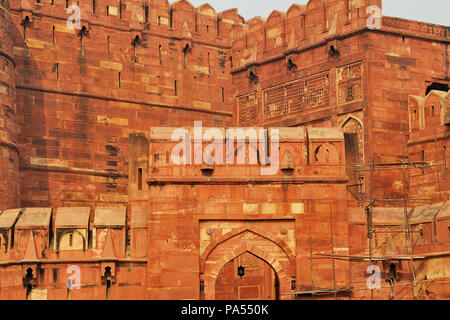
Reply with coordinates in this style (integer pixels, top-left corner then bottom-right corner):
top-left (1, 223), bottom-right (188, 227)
top-left (185, 0), bottom-right (449, 26)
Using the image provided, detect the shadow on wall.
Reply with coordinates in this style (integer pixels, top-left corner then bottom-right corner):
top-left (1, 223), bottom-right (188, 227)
top-left (11, 12), bottom-right (49, 207)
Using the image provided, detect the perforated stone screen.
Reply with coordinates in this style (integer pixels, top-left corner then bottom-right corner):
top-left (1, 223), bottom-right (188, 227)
top-left (337, 62), bottom-right (363, 105)
top-left (383, 16), bottom-right (449, 39)
top-left (263, 72), bottom-right (330, 121)
top-left (238, 93), bottom-right (259, 127)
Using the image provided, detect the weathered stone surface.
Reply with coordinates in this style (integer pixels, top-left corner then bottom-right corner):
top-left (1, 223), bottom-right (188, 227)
top-left (0, 209), bottom-right (22, 229)
top-left (0, 0), bottom-right (447, 301)
top-left (55, 207), bottom-right (90, 228)
top-left (15, 208), bottom-right (52, 228)
top-left (94, 207), bottom-right (126, 227)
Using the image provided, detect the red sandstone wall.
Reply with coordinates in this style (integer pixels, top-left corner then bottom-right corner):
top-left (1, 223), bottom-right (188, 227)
top-left (5, 0), bottom-right (449, 209)
top-left (0, 0), bottom-right (449, 301)
top-left (0, 205), bottom-right (148, 300)
top-left (230, 3), bottom-right (449, 202)
top-left (407, 91), bottom-right (450, 201)
top-left (146, 127), bottom-right (350, 300)
top-left (0, 0), bottom-right (20, 209)
top-left (7, 0), bottom-right (235, 210)
top-left (365, 27), bottom-right (449, 200)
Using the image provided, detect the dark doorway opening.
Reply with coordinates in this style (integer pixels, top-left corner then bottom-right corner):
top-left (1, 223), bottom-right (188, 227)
top-left (344, 133), bottom-right (360, 189)
top-left (215, 252), bottom-right (279, 300)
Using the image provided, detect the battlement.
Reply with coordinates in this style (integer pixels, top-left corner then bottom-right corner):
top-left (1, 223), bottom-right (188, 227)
top-left (10, 0), bottom-right (242, 43)
top-left (8, 0), bottom-right (448, 62)
top-left (228, 0), bottom-right (385, 69)
top-left (0, 205), bottom-right (148, 263)
top-left (4, 0), bottom-right (447, 121)
top-left (228, 2), bottom-right (449, 70)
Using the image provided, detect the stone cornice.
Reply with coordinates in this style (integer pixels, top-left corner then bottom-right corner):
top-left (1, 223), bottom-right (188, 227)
top-left (148, 175), bottom-right (349, 185)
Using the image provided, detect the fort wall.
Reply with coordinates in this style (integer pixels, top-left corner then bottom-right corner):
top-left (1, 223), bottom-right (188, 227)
top-left (3, 1), bottom-right (449, 209)
top-left (145, 126), bottom-right (350, 300)
top-left (0, 0), bottom-right (449, 300)
top-left (408, 90), bottom-right (450, 201)
top-left (0, 0), bottom-right (20, 209)
top-left (8, 0), bottom-right (238, 208)
top-left (0, 205), bottom-right (148, 300)
top-left (230, 1), bottom-right (449, 201)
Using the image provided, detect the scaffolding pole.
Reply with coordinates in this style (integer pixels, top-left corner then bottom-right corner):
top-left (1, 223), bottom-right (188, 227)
top-left (355, 160), bottom-right (436, 299)
top-left (305, 158), bottom-right (443, 300)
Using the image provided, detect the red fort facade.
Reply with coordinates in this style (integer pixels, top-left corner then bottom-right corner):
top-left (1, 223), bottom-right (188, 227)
top-left (0, 0), bottom-right (449, 300)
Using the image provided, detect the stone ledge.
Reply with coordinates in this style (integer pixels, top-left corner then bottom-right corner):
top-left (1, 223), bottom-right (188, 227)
top-left (148, 175), bottom-right (349, 185)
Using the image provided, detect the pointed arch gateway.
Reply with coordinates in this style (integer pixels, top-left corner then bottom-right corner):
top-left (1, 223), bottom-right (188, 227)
top-left (200, 226), bottom-right (296, 300)
top-left (339, 115), bottom-right (364, 163)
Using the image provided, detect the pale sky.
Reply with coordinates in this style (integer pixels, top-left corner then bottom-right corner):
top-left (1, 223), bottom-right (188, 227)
top-left (185, 0), bottom-right (449, 26)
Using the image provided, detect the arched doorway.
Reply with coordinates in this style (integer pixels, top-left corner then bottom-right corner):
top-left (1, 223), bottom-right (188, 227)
top-left (200, 226), bottom-right (296, 300)
top-left (215, 252), bottom-right (279, 300)
top-left (340, 116), bottom-right (364, 199)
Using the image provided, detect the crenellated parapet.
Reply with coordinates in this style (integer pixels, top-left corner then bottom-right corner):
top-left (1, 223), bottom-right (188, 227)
top-left (6, 0), bottom-right (388, 70)
top-left (7, 0), bottom-right (239, 126)
top-left (228, 0), bottom-right (449, 73)
top-left (6, 0), bottom-right (447, 90)
top-left (230, 0), bottom-right (383, 69)
top-left (9, 0), bottom-right (241, 42)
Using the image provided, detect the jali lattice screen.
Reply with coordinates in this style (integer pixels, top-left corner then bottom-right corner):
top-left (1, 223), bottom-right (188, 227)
top-left (337, 62), bottom-right (363, 105)
top-left (238, 93), bottom-right (259, 127)
top-left (263, 72), bottom-right (330, 121)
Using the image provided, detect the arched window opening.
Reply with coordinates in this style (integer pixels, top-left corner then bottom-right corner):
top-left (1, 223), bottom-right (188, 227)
top-left (169, 9), bottom-right (174, 28)
top-left (69, 233), bottom-right (73, 247)
top-left (421, 150), bottom-right (425, 174)
top-left (145, 5), bottom-right (149, 24)
top-left (138, 168), bottom-right (143, 191)
top-left (443, 146), bottom-right (447, 174)
top-left (107, 35), bottom-right (110, 58)
top-left (104, 267), bottom-right (112, 300)
top-left (208, 52), bottom-right (211, 75)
